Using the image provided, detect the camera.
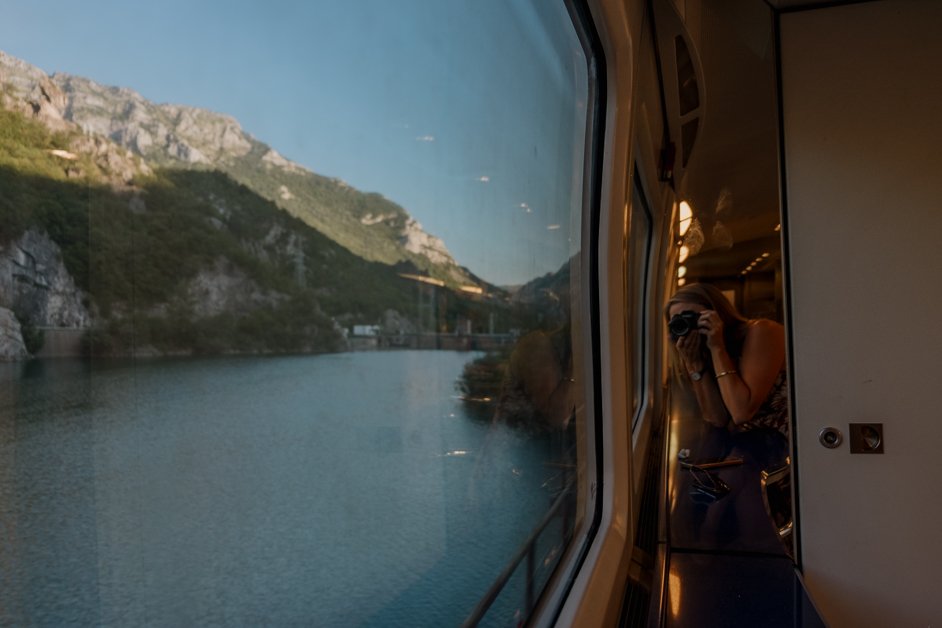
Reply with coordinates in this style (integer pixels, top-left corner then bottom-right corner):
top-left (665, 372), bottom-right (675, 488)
top-left (668, 310), bottom-right (701, 340)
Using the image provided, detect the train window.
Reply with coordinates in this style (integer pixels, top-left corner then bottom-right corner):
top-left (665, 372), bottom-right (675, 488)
top-left (0, 2), bottom-right (595, 626)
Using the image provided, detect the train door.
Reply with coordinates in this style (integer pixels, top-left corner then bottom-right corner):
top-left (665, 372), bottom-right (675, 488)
top-left (780, 1), bottom-right (942, 625)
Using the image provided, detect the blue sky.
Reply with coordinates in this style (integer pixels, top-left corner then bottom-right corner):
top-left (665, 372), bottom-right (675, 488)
top-left (0, 0), bottom-right (588, 286)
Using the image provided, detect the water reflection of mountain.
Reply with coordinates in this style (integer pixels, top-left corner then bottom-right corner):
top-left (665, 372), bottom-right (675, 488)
top-left (509, 259), bottom-right (572, 331)
top-left (458, 259), bottom-right (575, 433)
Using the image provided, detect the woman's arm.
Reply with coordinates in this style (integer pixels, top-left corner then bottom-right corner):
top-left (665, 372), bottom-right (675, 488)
top-left (703, 317), bottom-right (786, 425)
top-left (691, 373), bottom-right (733, 427)
top-left (675, 331), bottom-right (731, 427)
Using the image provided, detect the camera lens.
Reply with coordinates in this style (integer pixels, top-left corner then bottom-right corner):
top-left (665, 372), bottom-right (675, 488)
top-left (668, 319), bottom-right (688, 338)
top-left (668, 311), bottom-right (697, 338)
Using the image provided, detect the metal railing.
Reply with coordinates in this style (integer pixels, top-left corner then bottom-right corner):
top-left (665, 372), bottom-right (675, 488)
top-left (461, 479), bottom-right (576, 627)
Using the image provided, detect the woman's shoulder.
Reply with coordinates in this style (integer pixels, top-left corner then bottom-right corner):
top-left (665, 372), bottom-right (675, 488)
top-left (746, 318), bottom-right (784, 333)
top-left (744, 318), bottom-right (785, 347)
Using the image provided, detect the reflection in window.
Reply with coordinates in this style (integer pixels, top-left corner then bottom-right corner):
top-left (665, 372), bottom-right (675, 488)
top-left (629, 180), bottom-right (653, 433)
top-left (681, 118), bottom-right (699, 167)
top-left (679, 200), bottom-right (694, 236)
top-left (663, 0), bottom-right (791, 558)
top-left (0, 2), bottom-right (592, 626)
top-left (675, 35), bottom-right (700, 116)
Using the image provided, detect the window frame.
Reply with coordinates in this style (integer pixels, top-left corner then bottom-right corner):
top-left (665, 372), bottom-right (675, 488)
top-left (524, 0), bottom-right (609, 624)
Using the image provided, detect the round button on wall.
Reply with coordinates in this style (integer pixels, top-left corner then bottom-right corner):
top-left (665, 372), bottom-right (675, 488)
top-left (819, 427), bottom-right (843, 449)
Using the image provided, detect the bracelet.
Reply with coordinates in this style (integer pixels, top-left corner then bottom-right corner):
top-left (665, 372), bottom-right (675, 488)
top-left (715, 370), bottom-right (738, 379)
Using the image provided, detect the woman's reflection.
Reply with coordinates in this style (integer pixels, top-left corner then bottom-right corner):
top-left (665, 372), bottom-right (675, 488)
top-left (666, 283), bottom-right (788, 436)
top-left (666, 283), bottom-right (792, 555)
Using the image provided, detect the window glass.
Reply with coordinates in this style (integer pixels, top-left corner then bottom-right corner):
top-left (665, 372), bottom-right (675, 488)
top-left (0, 1), bottom-right (592, 625)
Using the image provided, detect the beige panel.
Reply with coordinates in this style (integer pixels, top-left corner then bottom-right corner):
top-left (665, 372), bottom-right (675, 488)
top-left (782, 1), bottom-right (942, 626)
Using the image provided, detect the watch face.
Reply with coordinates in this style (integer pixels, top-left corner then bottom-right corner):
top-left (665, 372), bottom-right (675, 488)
top-left (690, 370), bottom-right (703, 382)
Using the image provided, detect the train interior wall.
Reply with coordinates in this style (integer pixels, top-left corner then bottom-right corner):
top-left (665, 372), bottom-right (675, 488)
top-left (781, 1), bottom-right (942, 625)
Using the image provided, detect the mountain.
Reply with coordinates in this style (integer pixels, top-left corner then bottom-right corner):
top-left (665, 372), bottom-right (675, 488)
top-left (0, 51), bottom-right (480, 289)
top-left (0, 50), bottom-right (518, 359)
top-left (0, 104), bottom-right (421, 356)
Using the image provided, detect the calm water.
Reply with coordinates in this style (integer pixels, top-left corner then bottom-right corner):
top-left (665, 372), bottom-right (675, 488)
top-left (0, 351), bottom-right (567, 627)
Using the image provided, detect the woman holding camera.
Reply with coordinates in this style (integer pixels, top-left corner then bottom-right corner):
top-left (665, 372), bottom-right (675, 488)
top-left (666, 283), bottom-right (788, 435)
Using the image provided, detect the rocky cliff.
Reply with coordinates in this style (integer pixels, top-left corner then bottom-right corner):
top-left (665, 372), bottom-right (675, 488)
top-left (0, 230), bottom-right (90, 359)
top-left (0, 229), bottom-right (90, 327)
top-left (0, 51), bottom-right (70, 132)
top-left (53, 73), bottom-right (252, 166)
top-left (0, 308), bottom-right (28, 361)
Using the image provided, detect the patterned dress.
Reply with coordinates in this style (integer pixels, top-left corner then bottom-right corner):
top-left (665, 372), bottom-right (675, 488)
top-left (740, 369), bottom-right (789, 437)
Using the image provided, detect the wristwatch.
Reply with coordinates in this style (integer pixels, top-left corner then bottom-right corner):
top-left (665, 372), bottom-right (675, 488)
top-left (689, 368), bottom-right (705, 382)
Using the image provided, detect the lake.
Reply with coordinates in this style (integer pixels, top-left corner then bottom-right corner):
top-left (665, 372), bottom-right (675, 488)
top-left (0, 351), bottom-right (571, 627)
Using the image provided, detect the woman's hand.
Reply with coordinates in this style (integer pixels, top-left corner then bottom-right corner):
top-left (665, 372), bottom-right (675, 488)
top-left (697, 309), bottom-right (726, 352)
top-left (676, 330), bottom-right (705, 374)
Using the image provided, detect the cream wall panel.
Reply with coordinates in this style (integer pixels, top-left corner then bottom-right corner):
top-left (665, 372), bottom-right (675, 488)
top-left (782, 1), bottom-right (942, 625)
